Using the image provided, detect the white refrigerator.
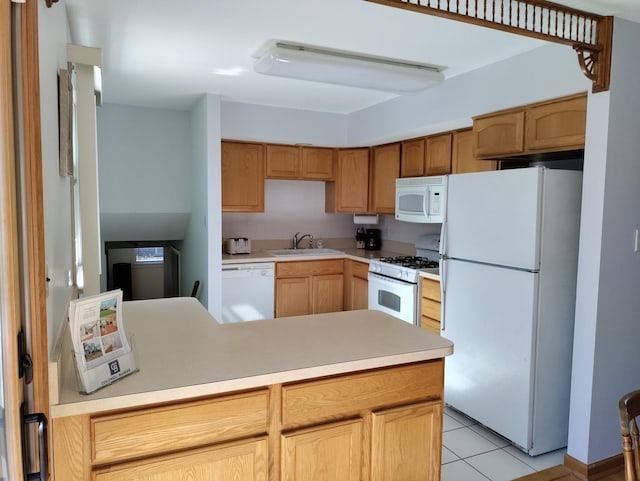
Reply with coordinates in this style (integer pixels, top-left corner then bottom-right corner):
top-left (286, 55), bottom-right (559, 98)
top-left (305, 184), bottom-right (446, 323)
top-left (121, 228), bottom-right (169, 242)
top-left (440, 167), bottom-right (582, 455)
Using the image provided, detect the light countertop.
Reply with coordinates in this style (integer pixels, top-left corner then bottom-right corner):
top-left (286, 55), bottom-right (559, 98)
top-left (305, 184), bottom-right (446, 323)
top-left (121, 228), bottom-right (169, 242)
top-left (50, 298), bottom-right (452, 418)
top-left (223, 248), bottom-right (441, 281)
top-left (221, 248), bottom-right (404, 264)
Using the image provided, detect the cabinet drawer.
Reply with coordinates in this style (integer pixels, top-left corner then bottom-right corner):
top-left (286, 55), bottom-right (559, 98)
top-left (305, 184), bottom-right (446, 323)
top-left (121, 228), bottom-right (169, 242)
top-left (352, 260), bottom-right (369, 280)
top-left (420, 315), bottom-right (440, 334)
top-left (421, 278), bottom-right (440, 302)
top-left (282, 361), bottom-right (443, 427)
top-left (276, 259), bottom-right (344, 277)
top-left (421, 298), bottom-right (441, 321)
top-left (91, 390), bottom-right (269, 465)
top-left (93, 437), bottom-right (268, 481)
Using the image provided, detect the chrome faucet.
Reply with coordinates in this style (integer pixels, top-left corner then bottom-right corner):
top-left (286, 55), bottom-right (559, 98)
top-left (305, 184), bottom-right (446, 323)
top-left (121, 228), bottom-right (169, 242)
top-left (292, 232), bottom-right (313, 249)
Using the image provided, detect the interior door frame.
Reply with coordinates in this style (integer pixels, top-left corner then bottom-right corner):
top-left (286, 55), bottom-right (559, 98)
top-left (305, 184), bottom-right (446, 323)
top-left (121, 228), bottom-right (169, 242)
top-left (1, 1), bottom-right (26, 478)
top-left (1, 0), bottom-right (50, 478)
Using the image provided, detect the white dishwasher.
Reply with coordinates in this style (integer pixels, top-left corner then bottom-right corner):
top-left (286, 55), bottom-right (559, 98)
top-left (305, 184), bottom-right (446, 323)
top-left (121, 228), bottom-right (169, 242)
top-left (221, 262), bottom-right (275, 323)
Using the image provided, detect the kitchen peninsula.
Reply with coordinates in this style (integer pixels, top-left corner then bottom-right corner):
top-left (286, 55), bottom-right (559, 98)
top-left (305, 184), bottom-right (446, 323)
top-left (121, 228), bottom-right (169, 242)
top-left (50, 297), bottom-right (453, 481)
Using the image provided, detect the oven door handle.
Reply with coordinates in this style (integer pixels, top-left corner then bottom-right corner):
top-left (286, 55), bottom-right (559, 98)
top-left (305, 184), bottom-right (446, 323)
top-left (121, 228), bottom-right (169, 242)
top-left (367, 272), bottom-right (417, 287)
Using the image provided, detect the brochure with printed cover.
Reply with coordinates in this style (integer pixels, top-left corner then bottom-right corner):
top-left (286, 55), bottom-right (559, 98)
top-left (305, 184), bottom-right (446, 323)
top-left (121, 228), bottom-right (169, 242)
top-left (68, 289), bottom-right (137, 394)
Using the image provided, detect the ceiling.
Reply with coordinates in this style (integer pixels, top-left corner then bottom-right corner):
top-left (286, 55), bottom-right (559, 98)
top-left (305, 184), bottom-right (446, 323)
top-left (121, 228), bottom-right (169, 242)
top-left (64, 0), bottom-right (640, 114)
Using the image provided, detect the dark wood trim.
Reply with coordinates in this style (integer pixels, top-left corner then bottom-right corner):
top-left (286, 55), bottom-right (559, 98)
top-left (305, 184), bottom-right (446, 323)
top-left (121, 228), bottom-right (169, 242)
top-left (365, 0), bottom-right (612, 92)
top-left (564, 452), bottom-right (624, 480)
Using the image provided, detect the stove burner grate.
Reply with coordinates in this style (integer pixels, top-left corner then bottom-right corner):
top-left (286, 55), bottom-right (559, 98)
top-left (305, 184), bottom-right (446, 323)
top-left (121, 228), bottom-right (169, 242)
top-left (378, 256), bottom-right (439, 269)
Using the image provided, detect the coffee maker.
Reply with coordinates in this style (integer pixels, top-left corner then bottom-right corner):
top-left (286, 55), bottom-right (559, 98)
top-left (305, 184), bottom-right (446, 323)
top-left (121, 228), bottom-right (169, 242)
top-left (365, 228), bottom-right (382, 250)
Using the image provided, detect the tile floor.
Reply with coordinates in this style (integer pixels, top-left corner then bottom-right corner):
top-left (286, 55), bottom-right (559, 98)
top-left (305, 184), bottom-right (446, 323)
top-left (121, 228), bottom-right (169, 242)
top-left (441, 406), bottom-right (567, 481)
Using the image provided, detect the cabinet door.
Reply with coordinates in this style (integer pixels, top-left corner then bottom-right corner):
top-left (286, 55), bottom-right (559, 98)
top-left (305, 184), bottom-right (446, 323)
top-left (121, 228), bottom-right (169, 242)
top-left (371, 401), bottom-right (442, 481)
top-left (301, 146), bottom-right (334, 180)
top-left (94, 438), bottom-right (268, 481)
top-left (266, 144), bottom-right (300, 179)
top-left (281, 419), bottom-right (362, 481)
top-left (222, 141), bottom-right (265, 212)
top-left (276, 277), bottom-right (312, 317)
top-left (351, 276), bottom-right (368, 310)
top-left (473, 111), bottom-right (525, 158)
top-left (313, 274), bottom-right (344, 314)
top-left (525, 94), bottom-right (587, 151)
top-left (425, 133), bottom-right (452, 175)
top-left (400, 138), bottom-right (425, 177)
top-left (332, 148), bottom-right (370, 213)
top-left (371, 143), bottom-right (400, 214)
top-left (452, 130), bottom-right (496, 174)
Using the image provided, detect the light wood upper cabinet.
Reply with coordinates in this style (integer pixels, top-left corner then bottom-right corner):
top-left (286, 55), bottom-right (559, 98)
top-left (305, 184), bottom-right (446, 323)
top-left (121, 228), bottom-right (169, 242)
top-left (525, 95), bottom-right (587, 151)
top-left (371, 143), bottom-right (400, 214)
top-left (325, 148), bottom-right (370, 213)
top-left (473, 111), bottom-right (525, 158)
top-left (400, 138), bottom-right (425, 177)
top-left (472, 92), bottom-right (587, 159)
top-left (452, 129), bottom-right (497, 174)
top-left (221, 141), bottom-right (265, 212)
top-left (301, 146), bottom-right (334, 180)
top-left (275, 260), bottom-right (344, 317)
top-left (425, 133), bottom-right (452, 175)
top-left (266, 145), bottom-right (335, 180)
top-left (266, 144), bottom-right (300, 178)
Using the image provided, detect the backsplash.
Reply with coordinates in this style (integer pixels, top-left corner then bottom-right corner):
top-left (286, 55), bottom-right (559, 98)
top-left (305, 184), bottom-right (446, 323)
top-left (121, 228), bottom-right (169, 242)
top-left (222, 180), bottom-right (356, 241)
top-left (222, 179), bottom-right (441, 251)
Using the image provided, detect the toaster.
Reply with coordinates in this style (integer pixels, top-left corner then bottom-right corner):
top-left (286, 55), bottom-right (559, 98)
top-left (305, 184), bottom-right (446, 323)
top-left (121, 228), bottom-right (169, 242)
top-left (225, 237), bottom-right (251, 255)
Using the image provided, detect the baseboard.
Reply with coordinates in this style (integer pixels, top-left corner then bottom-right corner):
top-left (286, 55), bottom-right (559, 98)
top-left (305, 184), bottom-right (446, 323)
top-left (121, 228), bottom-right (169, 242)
top-left (564, 453), bottom-right (624, 480)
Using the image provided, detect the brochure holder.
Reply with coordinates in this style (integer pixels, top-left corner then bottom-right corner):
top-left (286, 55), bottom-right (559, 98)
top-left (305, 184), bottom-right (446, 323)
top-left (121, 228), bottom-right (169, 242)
top-left (68, 289), bottom-right (138, 394)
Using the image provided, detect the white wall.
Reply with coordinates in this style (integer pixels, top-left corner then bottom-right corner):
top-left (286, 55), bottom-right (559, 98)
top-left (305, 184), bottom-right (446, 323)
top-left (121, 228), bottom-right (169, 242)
top-left (180, 94), bottom-right (222, 314)
top-left (205, 95), bottom-right (222, 319)
top-left (348, 42), bottom-right (590, 146)
top-left (222, 181), bottom-right (355, 242)
top-left (38, 2), bottom-right (74, 351)
top-left (221, 102), bottom-right (348, 146)
top-left (98, 104), bottom-right (191, 214)
top-left (568, 17), bottom-right (640, 464)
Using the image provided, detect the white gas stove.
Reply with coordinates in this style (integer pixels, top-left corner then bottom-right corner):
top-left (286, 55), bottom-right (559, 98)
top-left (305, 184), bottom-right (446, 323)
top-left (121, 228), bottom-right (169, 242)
top-left (368, 234), bottom-right (440, 325)
top-left (369, 255), bottom-right (439, 283)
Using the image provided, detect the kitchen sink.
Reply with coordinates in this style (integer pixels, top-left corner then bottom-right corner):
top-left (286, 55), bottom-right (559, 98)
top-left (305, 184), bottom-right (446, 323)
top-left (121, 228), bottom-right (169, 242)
top-left (268, 248), bottom-right (344, 257)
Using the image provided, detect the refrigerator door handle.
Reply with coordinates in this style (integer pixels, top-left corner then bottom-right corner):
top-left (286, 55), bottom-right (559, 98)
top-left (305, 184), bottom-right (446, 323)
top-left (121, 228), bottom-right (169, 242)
top-left (440, 258), bottom-right (446, 332)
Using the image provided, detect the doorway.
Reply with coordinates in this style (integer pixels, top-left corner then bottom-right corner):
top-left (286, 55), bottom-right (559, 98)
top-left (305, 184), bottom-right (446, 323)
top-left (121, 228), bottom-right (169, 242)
top-left (105, 241), bottom-right (180, 300)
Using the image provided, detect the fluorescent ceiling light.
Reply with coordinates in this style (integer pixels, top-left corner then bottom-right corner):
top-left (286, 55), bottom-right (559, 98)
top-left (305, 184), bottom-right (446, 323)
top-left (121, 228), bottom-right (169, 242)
top-left (254, 42), bottom-right (444, 93)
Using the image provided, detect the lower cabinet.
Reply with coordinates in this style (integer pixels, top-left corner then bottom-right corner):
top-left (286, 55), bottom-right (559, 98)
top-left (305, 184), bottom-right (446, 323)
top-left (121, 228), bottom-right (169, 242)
top-left (93, 438), bottom-right (268, 481)
top-left (345, 259), bottom-right (369, 310)
top-left (282, 401), bottom-right (442, 481)
top-left (371, 401), bottom-right (442, 481)
top-left (421, 277), bottom-right (441, 334)
top-left (275, 260), bottom-right (344, 317)
top-left (281, 419), bottom-right (363, 481)
top-left (52, 360), bottom-right (444, 481)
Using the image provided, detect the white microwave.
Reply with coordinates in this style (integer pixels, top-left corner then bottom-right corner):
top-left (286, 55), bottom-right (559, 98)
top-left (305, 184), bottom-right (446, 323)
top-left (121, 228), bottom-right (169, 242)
top-left (395, 176), bottom-right (446, 223)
